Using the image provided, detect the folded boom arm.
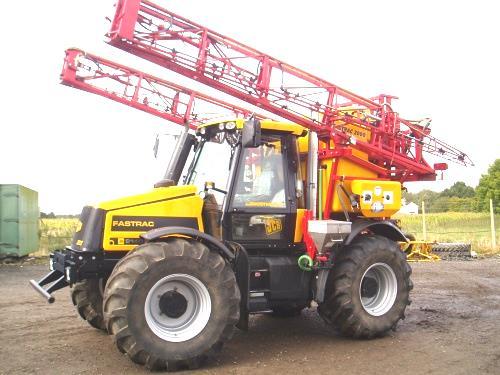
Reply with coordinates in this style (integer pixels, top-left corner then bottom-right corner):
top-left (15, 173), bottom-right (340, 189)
top-left (61, 48), bottom-right (269, 129)
top-left (107, 0), bottom-right (472, 181)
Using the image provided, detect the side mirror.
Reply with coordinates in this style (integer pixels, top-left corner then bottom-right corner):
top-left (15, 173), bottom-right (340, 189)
top-left (242, 117), bottom-right (261, 148)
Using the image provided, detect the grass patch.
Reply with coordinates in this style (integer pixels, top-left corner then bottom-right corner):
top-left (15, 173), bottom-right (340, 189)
top-left (395, 212), bottom-right (499, 254)
top-left (32, 218), bottom-right (79, 257)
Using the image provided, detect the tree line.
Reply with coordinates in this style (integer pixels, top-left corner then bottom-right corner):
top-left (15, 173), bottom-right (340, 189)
top-left (40, 212), bottom-right (78, 219)
top-left (403, 159), bottom-right (499, 213)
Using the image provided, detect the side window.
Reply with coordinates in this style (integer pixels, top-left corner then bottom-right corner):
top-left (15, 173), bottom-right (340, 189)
top-left (232, 137), bottom-right (286, 209)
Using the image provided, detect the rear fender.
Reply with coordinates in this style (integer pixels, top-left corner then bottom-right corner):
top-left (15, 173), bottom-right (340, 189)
top-left (314, 219), bottom-right (407, 304)
top-left (344, 219), bottom-right (408, 245)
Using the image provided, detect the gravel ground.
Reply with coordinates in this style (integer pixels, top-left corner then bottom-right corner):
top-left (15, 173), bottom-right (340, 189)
top-left (1, 258), bottom-right (499, 375)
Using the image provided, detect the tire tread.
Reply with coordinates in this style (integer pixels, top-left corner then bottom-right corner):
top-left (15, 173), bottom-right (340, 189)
top-left (103, 239), bottom-right (239, 371)
top-left (318, 235), bottom-right (412, 338)
top-left (71, 279), bottom-right (106, 331)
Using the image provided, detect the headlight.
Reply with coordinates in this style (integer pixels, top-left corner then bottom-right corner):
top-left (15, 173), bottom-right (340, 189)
top-left (218, 123), bottom-right (225, 130)
top-left (371, 201), bottom-right (384, 213)
top-left (199, 127), bottom-right (206, 135)
top-left (225, 121), bottom-right (236, 130)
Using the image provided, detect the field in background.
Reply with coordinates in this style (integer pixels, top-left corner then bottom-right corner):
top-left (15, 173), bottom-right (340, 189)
top-left (32, 213), bottom-right (499, 257)
top-left (395, 212), bottom-right (499, 254)
top-left (33, 218), bottom-right (79, 257)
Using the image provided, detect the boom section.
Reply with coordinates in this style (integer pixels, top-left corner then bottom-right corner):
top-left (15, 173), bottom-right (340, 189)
top-left (60, 48), bottom-right (269, 129)
top-left (107, 0), bottom-right (472, 181)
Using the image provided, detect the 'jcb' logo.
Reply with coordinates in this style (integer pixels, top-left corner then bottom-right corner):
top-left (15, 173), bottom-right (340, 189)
top-left (112, 220), bottom-right (155, 228)
top-left (264, 218), bottom-right (283, 235)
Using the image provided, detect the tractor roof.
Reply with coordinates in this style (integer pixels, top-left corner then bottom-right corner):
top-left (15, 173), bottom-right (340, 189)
top-left (197, 118), bottom-right (306, 136)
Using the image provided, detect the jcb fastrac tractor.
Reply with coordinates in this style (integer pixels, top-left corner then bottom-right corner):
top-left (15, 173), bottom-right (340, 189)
top-left (33, 118), bottom-right (414, 369)
top-left (31, 0), bottom-right (471, 371)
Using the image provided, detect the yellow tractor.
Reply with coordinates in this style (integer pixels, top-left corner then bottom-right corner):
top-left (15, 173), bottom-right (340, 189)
top-left (32, 117), bottom-right (412, 370)
top-left (30, 0), bottom-right (473, 368)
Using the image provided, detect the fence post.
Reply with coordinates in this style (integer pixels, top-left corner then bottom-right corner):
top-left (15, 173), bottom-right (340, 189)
top-left (491, 199), bottom-right (497, 249)
top-left (422, 200), bottom-right (427, 241)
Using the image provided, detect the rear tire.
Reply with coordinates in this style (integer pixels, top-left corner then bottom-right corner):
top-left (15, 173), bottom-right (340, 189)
top-left (103, 239), bottom-right (240, 371)
top-left (318, 235), bottom-right (412, 338)
top-left (71, 278), bottom-right (107, 331)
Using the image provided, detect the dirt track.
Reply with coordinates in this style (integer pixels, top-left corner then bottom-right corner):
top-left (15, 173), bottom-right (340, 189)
top-left (1, 258), bottom-right (499, 375)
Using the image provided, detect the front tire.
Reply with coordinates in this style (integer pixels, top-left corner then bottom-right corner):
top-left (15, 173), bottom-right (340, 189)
top-left (103, 239), bottom-right (240, 371)
top-left (318, 235), bottom-right (412, 338)
top-left (71, 278), bottom-right (107, 331)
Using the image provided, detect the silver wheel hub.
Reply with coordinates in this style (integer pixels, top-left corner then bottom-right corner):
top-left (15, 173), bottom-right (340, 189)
top-left (145, 273), bottom-right (212, 342)
top-left (359, 263), bottom-right (397, 316)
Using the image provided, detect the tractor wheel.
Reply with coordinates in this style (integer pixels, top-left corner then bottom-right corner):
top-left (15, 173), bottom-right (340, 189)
top-left (318, 235), bottom-right (413, 338)
top-left (103, 239), bottom-right (240, 371)
top-left (271, 303), bottom-right (306, 318)
top-left (71, 278), bottom-right (107, 331)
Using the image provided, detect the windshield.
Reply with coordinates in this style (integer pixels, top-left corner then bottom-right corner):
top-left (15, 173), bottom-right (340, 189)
top-left (183, 137), bottom-right (235, 203)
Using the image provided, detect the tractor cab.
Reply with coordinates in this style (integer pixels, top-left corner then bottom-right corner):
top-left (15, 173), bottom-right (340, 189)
top-left (176, 118), bottom-right (307, 249)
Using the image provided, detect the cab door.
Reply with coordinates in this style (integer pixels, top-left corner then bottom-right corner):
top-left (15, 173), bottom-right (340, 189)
top-left (224, 133), bottom-right (301, 250)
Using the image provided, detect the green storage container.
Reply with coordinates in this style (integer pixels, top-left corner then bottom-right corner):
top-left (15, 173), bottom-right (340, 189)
top-left (0, 184), bottom-right (39, 257)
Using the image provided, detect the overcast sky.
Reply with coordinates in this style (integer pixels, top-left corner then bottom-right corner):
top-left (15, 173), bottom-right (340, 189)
top-left (1, 0), bottom-right (499, 214)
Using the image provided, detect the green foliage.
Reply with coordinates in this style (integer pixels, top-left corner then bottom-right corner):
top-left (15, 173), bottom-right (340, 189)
top-left (402, 187), bottom-right (474, 212)
top-left (402, 159), bottom-right (499, 213)
top-left (40, 212), bottom-right (56, 219)
top-left (475, 159), bottom-right (500, 213)
top-left (442, 181), bottom-right (475, 198)
top-left (402, 159), bottom-right (499, 214)
top-left (430, 196), bottom-right (474, 213)
top-left (403, 189), bottom-right (439, 206)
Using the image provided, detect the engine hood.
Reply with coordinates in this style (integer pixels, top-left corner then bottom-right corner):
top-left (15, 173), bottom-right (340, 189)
top-left (97, 185), bottom-right (197, 211)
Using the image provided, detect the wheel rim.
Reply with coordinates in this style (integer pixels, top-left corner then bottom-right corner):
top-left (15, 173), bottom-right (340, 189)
top-left (144, 273), bottom-right (212, 342)
top-left (359, 263), bottom-right (397, 316)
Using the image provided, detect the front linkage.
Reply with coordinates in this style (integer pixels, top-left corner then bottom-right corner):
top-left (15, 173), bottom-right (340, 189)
top-left (29, 247), bottom-right (117, 303)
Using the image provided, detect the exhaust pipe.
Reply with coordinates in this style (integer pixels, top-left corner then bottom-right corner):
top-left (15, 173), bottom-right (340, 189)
top-left (164, 124), bottom-right (196, 184)
top-left (307, 131), bottom-right (318, 218)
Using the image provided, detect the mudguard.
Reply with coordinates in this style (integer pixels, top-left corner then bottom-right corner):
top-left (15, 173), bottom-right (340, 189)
top-left (344, 219), bottom-right (408, 245)
top-left (141, 226), bottom-right (235, 260)
top-left (314, 220), bottom-right (407, 303)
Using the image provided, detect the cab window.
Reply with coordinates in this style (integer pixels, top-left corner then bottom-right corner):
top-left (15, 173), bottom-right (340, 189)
top-left (232, 136), bottom-right (286, 209)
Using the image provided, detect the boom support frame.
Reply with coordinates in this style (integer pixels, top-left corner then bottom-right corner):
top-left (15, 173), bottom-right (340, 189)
top-left (107, 0), bottom-right (472, 182)
top-left (61, 48), bottom-right (269, 129)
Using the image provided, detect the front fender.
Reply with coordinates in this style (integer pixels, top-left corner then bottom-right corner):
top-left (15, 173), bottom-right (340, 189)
top-left (140, 226), bottom-right (235, 260)
top-left (344, 219), bottom-right (408, 245)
